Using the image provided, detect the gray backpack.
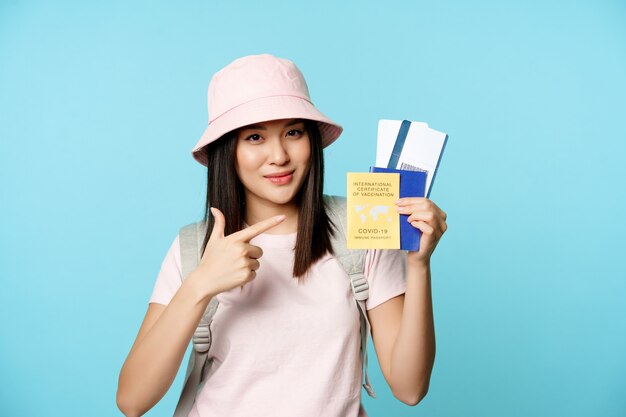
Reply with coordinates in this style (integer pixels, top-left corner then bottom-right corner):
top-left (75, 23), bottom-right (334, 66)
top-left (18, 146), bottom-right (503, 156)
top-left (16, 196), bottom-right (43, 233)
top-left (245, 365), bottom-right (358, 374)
top-left (173, 195), bottom-right (375, 417)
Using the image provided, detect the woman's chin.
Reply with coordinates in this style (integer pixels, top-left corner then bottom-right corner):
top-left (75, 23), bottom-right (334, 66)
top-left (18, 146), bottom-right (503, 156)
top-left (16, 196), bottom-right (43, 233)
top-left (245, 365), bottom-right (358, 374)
top-left (246, 187), bottom-right (300, 208)
top-left (267, 190), bottom-right (299, 206)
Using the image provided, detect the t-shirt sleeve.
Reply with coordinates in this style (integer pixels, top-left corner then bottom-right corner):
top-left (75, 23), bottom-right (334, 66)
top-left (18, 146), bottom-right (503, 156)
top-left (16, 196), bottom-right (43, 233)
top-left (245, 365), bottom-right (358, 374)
top-left (149, 235), bottom-right (183, 306)
top-left (364, 249), bottom-right (407, 310)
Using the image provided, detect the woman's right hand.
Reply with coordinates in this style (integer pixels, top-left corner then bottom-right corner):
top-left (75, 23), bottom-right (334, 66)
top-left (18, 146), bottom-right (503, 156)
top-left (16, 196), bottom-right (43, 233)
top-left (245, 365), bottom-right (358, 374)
top-left (189, 207), bottom-right (286, 297)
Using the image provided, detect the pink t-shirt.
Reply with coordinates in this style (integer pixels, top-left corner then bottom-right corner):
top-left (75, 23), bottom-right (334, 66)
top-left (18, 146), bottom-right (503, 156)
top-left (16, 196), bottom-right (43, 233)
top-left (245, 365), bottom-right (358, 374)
top-left (150, 230), bottom-right (407, 417)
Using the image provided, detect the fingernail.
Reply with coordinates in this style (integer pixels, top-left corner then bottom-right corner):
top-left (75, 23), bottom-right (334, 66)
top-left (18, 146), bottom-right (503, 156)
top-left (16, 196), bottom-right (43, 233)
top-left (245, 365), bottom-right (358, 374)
top-left (276, 214), bottom-right (286, 221)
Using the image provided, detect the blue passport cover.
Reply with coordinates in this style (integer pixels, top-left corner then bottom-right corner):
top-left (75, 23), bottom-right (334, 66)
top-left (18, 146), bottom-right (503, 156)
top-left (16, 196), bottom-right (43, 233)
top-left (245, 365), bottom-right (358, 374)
top-left (369, 167), bottom-right (427, 251)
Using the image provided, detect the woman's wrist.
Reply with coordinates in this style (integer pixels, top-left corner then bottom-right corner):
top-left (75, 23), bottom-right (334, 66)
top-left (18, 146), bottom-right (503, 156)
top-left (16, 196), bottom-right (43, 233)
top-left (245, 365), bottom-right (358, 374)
top-left (407, 256), bottom-right (431, 275)
top-left (182, 271), bottom-right (218, 305)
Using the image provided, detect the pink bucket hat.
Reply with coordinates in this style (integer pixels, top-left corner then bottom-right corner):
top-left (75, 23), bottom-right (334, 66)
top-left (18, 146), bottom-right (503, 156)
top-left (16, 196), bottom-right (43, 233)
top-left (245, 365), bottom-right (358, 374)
top-left (192, 54), bottom-right (343, 166)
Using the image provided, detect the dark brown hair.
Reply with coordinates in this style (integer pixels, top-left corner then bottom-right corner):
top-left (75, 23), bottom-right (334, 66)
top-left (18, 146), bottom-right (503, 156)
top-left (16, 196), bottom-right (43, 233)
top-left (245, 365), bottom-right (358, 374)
top-left (201, 120), bottom-right (334, 279)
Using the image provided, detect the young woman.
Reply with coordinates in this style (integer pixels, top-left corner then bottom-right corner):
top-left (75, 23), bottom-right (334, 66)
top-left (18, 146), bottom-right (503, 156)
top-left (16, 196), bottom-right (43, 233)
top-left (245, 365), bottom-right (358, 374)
top-left (117, 54), bottom-right (447, 417)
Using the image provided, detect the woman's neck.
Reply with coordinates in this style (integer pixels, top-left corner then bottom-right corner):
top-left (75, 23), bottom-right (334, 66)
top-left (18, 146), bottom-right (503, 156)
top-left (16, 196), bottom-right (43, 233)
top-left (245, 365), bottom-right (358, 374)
top-left (244, 196), bottom-right (299, 234)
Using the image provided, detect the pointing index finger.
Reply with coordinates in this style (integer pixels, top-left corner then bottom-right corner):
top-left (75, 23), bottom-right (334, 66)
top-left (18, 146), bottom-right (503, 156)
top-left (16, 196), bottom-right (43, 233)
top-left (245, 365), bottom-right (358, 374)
top-left (231, 215), bottom-right (287, 242)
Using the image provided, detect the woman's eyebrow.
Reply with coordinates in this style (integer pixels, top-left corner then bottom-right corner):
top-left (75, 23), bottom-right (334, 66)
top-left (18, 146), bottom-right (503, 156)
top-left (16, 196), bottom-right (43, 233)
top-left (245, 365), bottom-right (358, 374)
top-left (241, 119), bottom-right (305, 131)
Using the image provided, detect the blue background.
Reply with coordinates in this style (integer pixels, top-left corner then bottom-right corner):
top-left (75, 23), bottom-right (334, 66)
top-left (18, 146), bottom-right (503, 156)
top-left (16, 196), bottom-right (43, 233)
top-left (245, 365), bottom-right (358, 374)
top-left (1, 1), bottom-right (625, 416)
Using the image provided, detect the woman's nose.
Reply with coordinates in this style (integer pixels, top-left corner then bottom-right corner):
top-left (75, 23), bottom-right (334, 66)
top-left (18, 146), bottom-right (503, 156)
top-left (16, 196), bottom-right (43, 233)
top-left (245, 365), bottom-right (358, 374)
top-left (268, 138), bottom-right (290, 165)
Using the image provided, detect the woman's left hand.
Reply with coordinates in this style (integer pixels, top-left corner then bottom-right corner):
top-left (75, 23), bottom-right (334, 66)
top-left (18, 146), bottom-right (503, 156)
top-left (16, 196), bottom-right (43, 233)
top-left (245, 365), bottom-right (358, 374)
top-left (395, 197), bottom-right (447, 266)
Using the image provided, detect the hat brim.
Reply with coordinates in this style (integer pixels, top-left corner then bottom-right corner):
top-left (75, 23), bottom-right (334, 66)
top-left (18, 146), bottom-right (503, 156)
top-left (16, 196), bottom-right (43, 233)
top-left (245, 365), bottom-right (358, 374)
top-left (192, 95), bottom-right (343, 166)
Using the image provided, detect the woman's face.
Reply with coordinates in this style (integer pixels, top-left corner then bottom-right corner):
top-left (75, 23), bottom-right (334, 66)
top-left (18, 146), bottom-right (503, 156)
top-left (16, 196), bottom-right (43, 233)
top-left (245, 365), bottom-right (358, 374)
top-left (235, 118), bottom-right (311, 208)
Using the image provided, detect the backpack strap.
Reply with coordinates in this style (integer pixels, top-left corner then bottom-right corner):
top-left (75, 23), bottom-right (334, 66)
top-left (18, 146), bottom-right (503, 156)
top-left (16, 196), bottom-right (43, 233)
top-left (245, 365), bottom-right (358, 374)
top-left (174, 221), bottom-right (219, 417)
top-left (323, 195), bottom-right (376, 398)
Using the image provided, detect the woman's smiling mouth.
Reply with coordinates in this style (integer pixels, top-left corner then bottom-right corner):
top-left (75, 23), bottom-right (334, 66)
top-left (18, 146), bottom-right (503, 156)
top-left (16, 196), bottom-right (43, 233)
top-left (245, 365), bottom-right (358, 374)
top-left (264, 170), bottom-right (295, 185)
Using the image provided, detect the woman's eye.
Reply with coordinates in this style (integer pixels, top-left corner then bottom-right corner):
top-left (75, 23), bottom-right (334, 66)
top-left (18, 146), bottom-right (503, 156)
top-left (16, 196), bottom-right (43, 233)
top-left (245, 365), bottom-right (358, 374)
top-left (286, 129), bottom-right (303, 137)
top-left (245, 134), bottom-right (262, 142)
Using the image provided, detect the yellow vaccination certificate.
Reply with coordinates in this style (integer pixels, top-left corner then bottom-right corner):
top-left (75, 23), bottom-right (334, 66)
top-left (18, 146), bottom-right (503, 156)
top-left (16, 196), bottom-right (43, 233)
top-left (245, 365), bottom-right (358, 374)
top-left (347, 172), bottom-right (400, 249)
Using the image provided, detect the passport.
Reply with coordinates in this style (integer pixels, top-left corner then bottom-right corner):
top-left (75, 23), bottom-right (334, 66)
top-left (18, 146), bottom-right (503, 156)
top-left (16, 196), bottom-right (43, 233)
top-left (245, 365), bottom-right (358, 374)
top-left (369, 167), bottom-right (427, 251)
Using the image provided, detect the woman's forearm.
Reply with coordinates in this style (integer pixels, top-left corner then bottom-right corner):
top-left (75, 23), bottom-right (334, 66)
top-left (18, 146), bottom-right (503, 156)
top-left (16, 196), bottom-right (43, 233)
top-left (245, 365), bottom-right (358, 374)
top-left (117, 275), bottom-right (212, 417)
top-left (389, 260), bottom-right (436, 405)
